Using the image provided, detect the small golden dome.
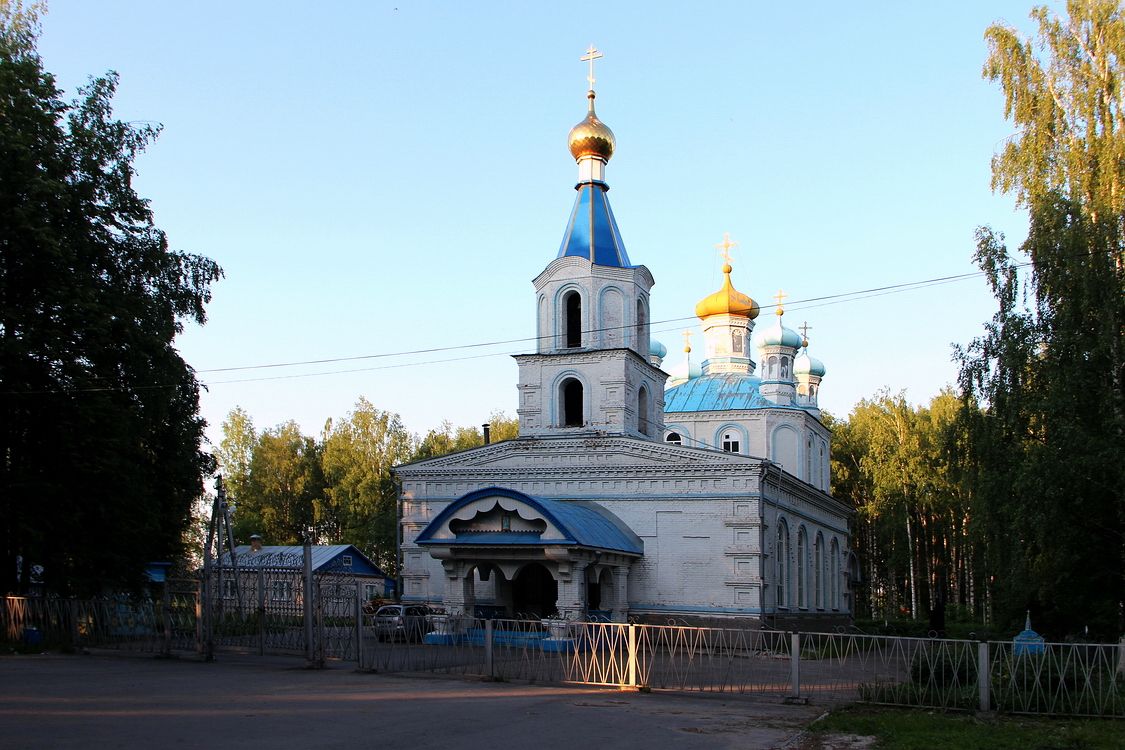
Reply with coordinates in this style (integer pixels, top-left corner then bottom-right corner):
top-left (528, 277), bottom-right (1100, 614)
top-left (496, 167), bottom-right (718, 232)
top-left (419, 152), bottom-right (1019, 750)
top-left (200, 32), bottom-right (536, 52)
top-left (695, 264), bottom-right (760, 319)
top-left (568, 90), bottom-right (615, 162)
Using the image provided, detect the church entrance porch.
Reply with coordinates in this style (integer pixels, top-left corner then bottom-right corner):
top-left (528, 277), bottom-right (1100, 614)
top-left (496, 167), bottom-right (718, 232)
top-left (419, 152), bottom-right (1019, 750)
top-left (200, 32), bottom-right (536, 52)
top-left (413, 487), bottom-right (644, 622)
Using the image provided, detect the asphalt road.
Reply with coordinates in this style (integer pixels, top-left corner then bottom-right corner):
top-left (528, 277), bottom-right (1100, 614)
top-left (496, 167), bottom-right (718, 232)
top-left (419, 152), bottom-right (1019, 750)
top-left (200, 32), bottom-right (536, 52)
top-left (0, 651), bottom-right (824, 749)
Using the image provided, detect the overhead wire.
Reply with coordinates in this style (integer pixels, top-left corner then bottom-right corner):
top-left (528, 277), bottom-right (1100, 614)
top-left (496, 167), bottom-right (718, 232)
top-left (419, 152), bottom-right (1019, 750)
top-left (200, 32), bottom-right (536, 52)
top-left (1, 260), bottom-right (1035, 396)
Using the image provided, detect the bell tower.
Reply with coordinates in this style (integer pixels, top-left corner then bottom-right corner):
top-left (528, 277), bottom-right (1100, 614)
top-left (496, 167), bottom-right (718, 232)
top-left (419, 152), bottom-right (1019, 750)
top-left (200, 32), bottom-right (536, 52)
top-left (514, 48), bottom-right (667, 439)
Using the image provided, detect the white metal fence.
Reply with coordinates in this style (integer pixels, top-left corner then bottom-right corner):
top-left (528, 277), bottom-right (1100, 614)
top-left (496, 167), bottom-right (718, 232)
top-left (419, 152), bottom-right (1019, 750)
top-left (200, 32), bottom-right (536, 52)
top-left (5, 593), bottom-right (1122, 718)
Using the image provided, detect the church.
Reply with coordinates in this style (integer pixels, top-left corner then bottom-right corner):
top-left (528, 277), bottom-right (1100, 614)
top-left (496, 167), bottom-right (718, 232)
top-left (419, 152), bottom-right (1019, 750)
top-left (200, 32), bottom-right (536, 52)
top-left (395, 56), bottom-right (853, 629)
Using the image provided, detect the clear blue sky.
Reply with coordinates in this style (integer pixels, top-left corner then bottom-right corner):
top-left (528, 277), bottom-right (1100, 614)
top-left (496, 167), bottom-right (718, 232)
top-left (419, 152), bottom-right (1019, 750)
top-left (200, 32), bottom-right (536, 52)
top-left (37, 1), bottom-right (1051, 446)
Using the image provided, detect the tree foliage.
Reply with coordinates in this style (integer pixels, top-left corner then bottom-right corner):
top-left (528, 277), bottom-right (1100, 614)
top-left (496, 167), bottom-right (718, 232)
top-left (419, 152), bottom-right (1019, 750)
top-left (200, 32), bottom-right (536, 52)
top-left (215, 403), bottom-right (509, 573)
top-left (957, 1), bottom-right (1124, 637)
top-left (321, 398), bottom-right (413, 570)
top-left (831, 391), bottom-right (974, 624)
top-left (0, 2), bottom-right (222, 594)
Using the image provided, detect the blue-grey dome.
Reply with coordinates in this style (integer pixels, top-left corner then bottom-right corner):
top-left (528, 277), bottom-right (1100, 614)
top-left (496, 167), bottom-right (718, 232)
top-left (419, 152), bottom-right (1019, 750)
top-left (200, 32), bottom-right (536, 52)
top-left (758, 318), bottom-right (802, 349)
top-left (794, 350), bottom-right (826, 377)
top-left (650, 339), bottom-right (668, 359)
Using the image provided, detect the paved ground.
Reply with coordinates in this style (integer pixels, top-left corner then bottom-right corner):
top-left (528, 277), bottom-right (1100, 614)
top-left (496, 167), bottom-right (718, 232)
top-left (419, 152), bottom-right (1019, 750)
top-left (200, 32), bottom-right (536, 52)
top-left (0, 651), bottom-right (827, 749)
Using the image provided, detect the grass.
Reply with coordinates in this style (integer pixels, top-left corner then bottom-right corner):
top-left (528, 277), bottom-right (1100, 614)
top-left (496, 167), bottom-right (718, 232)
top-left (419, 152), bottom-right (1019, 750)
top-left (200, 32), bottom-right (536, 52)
top-left (811, 705), bottom-right (1123, 749)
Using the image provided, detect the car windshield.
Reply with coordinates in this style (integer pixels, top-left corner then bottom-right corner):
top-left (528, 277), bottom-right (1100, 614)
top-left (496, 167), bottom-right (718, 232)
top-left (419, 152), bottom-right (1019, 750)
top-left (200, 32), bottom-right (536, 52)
top-left (375, 606), bottom-right (402, 617)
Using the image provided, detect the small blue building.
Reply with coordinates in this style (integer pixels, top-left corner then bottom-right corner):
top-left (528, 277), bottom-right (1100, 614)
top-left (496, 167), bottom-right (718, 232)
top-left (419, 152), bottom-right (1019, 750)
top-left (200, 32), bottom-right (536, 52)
top-left (215, 544), bottom-right (392, 608)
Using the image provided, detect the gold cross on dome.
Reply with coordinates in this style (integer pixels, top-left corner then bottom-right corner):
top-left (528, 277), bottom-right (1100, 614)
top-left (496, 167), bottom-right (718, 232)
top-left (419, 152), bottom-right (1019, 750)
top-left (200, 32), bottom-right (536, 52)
top-left (682, 329), bottom-right (693, 352)
top-left (581, 45), bottom-right (603, 89)
top-left (715, 232), bottom-right (737, 265)
top-left (774, 289), bottom-right (787, 315)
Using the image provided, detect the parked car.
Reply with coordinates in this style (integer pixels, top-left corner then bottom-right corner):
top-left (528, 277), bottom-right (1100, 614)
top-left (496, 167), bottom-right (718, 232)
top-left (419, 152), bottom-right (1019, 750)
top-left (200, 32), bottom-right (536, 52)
top-left (372, 604), bottom-right (432, 642)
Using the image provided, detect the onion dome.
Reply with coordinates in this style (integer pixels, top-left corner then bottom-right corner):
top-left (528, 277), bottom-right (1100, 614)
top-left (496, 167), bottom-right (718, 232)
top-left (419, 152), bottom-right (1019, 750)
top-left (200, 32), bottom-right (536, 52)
top-left (760, 320), bottom-right (802, 348)
top-left (794, 349), bottom-right (826, 377)
top-left (695, 263), bottom-right (760, 319)
top-left (758, 307), bottom-right (802, 348)
top-left (666, 357), bottom-right (702, 386)
top-left (650, 339), bottom-right (668, 360)
top-left (568, 91), bottom-right (615, 162)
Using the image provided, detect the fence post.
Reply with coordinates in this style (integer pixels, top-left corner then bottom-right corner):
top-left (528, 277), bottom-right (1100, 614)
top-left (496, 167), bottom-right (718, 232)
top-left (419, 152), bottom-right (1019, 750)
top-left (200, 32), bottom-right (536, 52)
top-left (977, 641), bottom-right (990, 712)
top-left (484, 618), bottom-right (494, 679)
top-left (303, 541), bottom-right (316, 667)
top-left (257, 568), bottom-right (265, 657)
top-left (790, 632), bottom-right (802, 700)
top-left (68, 599), bottom-right (80, 651)
top-left (355, 592), bottom-right (364, 669)
top-left (199, 578), bottom-right (213, 661)
top-left (627, 623), bottom-right (638, 689)
top-left (161, 583), bottom-right (172, 657)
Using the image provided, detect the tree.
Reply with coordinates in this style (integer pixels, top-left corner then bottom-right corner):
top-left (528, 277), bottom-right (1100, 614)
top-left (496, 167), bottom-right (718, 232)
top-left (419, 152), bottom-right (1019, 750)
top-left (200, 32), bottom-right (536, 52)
top-left (234, 422), bottom-right (324, 546)
top-left (0, 2), bottom-right (222, 594)
top-left (321, 398), bottom-right (412, 571)
top-left (215, 407), bottom-right (256, 507)
top-left (411, 410), bottom-right (520, 461)
top-left (958, 1), bottom-right (1124, 637)
top-left (831, 391), bottom-right (978, 624)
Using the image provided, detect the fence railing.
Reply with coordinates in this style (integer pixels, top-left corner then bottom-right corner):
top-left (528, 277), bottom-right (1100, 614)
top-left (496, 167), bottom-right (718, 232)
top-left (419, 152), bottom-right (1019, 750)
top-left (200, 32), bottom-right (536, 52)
top-left (5, 593), bottom-right (1122, 718)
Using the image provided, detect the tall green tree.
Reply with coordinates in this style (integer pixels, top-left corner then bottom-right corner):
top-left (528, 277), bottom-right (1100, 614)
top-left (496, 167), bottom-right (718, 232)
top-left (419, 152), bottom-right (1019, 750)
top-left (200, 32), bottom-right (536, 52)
top-left (832, 391), bottom-right (978, 623)
top-left (215, 406), bottom-right (256, 507)
top-left (0, 2), bottom-right (221, 594)
top-left (958, 0), bottom-right (1124, 637)
top-left (321, 398), bottom-right (412, 571)
top-left (234, 422), bottom-right (324, 546)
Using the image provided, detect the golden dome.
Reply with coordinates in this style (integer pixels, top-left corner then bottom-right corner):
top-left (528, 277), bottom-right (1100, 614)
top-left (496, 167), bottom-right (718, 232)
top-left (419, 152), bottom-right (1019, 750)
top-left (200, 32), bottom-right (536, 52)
top-left (695, 264), bottom-right (760, 319)
top-left (568, 90), bottom-right (615, 162)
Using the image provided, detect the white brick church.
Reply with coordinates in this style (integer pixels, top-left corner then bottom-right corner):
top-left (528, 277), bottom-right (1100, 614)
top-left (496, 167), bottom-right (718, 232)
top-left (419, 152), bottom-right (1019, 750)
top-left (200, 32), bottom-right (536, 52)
top-left (395, 68), bottom-right (853, 628)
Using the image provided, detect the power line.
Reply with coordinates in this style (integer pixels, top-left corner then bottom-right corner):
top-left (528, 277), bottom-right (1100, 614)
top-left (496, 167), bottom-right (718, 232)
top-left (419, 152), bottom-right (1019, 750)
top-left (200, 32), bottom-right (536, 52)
top-left (196, 265), bottom-right (1018, 375)
top-left (1, 260), bottom-right (1033, 396)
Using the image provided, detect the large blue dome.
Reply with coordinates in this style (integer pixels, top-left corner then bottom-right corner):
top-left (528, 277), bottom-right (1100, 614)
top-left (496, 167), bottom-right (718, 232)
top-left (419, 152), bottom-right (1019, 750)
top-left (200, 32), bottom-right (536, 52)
top-left (665, 373), bottom-right (770, 412)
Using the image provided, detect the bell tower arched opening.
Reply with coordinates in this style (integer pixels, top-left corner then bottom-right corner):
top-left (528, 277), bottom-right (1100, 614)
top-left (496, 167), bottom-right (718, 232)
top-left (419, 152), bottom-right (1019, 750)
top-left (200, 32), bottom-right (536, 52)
top-left (564, 291), bottom-right (582, 348)
top-left (637, 385), bottom-right (650, 435)
top-left (561, 378), bottom-right (583, 427)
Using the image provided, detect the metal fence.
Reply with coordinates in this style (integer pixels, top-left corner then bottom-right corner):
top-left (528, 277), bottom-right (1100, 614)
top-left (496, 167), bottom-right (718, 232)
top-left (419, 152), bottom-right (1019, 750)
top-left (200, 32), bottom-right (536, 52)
top-left (5, 592), bottom-right (1122, 718)
top-left (2, 586), bottom-right (198, 656)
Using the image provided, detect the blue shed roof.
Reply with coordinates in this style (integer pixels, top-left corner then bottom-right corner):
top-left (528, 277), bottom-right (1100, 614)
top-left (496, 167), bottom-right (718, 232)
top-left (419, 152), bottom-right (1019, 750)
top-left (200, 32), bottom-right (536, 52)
top-left (416, 487), bottom-right (643, 555)
top-left (557, 181), bottom-right (632, 267)
top-left (665, 373), bottom-right (774, 412)
top-left (218, 545), bottom-right (389, 578)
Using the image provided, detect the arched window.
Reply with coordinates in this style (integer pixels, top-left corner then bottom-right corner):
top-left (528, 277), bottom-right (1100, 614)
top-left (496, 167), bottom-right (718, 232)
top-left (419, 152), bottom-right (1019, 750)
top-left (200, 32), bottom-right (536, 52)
top-left (665, 432), bottom-right (682, 446)
top-left (820, 442), bottom-right (828, 490)
top-left (722, 431), bottom-right (740, 453)
top-left (780, 357), bottom-right (790, 379)
top-left (806, 437), bottom-right (813, 481)
top-left (767, 356), bottom-right (778, 379)
top-left (829, 538), bottom-right (840, 610)
top-left (564, 291), bottom-right (582, 348)
top-left (635, 298), bottom-right (647, 353)
top-left (814, 533), bottom-right (824, 609)
top-left (732, 329), bottom-right (743, 353)
top-left (797, 527), bottom-right (808, 609)
top-left (561, 378), bottom-right (583, 427)
top-left (637, 386), bottom-right (650, 436)
top-left (776, 520), bottom-right (789, 608)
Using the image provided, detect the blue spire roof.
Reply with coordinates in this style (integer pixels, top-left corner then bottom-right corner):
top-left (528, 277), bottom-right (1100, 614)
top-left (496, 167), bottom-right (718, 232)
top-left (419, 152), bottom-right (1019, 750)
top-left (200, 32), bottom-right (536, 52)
top-left (557, 181), bottom-right (632, 267)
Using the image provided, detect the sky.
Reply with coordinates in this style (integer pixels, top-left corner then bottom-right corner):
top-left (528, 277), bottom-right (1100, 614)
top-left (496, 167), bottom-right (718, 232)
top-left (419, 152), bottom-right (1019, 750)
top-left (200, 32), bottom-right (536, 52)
top-left (35, 1), bottom-right (1053, 447)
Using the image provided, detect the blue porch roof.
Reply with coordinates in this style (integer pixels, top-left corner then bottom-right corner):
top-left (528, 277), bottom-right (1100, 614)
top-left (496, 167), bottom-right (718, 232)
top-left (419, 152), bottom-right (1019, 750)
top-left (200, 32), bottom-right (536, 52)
top-left (416, 487), bottom-right (643, 555)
